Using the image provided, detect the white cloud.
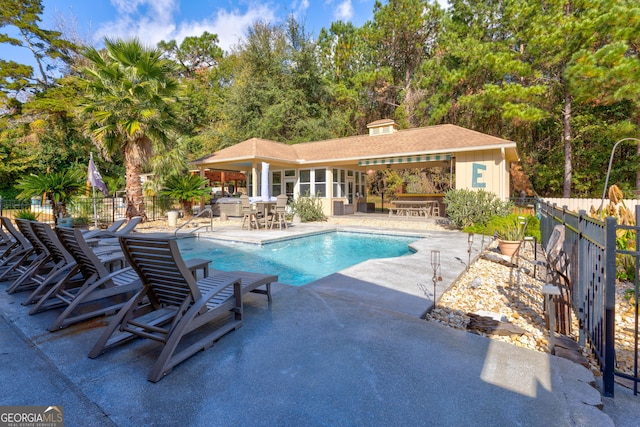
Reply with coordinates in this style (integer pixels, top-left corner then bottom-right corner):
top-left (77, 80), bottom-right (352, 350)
top-left (334, 0), bottom-right (353, 21)
top-left (292, 0), bottom-right (310, 16)
top-left (95, 1), bottom-right (278, 53)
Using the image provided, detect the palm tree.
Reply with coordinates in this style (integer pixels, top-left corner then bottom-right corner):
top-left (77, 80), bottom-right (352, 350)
top-left (15, 170), bottom-right (85, 224)
top-left (78, 38), bottom-right (181, 220)
top-left (160, 174), bottom-right (211, 217)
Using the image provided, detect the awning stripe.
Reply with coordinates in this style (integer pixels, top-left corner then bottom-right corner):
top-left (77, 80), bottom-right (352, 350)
top-left (358, 154), bottom-right (451, 167)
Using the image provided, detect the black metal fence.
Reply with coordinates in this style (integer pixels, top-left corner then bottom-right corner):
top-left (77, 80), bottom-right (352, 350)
top-left (0, 196), bottom-right (177, 225)
top-left (539, 200), bottom-right (639, 397)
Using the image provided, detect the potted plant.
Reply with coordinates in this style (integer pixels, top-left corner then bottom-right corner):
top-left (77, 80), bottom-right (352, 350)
top-left (497, 216), bottom-right (529, 257)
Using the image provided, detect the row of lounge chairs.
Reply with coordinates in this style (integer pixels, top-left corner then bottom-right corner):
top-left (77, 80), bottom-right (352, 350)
top-left (1, 216), bottom-right (278, 382)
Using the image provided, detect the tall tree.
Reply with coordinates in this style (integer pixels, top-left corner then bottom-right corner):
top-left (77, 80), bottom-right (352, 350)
top-left (369, 0), bottom-right (443, 125)
top-left (157, 31), bottom-right (224, 78)
top-left (224, 19), bottom-right (336, 144)
top-left (0, 0), bottom-right (75, 102)
top-left (567, 0), bottom-right (640, 190)
top-left (78, 38), bottom-right (181, 219)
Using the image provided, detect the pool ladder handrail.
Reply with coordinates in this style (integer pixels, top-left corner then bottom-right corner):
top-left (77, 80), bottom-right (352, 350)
top-left (174, 206), bottom-right (214, 238)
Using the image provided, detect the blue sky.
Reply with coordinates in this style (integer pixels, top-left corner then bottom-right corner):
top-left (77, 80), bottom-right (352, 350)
top-left (2, 0), bottom-right (380, 67)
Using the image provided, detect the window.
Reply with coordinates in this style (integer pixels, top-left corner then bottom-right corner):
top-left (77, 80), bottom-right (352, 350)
top-left (299, 169), bottom-right (311, 196)
top-left (314, 168), bottom-right (326, 197)
top-left (298, 168), bottom-right (326, 197)
top-left (271, 171), bottom-right (282, 196)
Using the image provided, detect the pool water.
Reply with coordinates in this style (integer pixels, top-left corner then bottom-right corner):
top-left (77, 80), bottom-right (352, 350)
top-left (178, 232), bottom-right (418, 286)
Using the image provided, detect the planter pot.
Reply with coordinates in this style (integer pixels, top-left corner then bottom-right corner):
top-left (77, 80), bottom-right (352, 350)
top-left (58, 217), bottom-right (73, 228)
top-left (498, 239), bottom-right (522, 257)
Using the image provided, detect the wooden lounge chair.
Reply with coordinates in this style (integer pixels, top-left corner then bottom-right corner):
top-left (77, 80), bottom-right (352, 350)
top-left (32, 227), bottom-right (211, 330)
top-left (6, 219), bottom-right (67, 295)
top-left (29, 226), bottom-right (142, 330)
top-left (0, 217), bottom-right (37, 283)
top-left (85, 216), bottom-right (143, 245)
top-left (82, 218), bottom-right (127, 239)
top-left (20, 221), bottom-right (122, 306)
top-left (89, 235), bottom-right (245, 382)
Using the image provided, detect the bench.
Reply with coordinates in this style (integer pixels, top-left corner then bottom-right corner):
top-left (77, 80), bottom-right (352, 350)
top-left (388, 206), bottom-right (429, 217)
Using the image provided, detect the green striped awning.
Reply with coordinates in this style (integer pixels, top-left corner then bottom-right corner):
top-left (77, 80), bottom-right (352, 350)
top-left (358, 154), bottom-right (451, 167)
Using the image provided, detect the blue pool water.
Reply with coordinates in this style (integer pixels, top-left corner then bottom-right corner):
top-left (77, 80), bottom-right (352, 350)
top-left (178, 232), bottom-right (418, 286)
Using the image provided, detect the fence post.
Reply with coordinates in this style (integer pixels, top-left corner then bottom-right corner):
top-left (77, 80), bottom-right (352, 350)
top-left (603, 216), bottom-right (617, 397)
top-left (577, 210), bottom-right (586, 347)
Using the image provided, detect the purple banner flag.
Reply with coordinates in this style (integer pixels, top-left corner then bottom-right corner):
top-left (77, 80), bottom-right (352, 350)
top-left (88, 154), bottom-right (109, 196)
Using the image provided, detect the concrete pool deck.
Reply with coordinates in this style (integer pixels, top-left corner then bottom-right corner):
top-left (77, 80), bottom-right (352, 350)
top-left (190, 221), bottom-right (480, 318)
top-left (1, 220), bottom-right (635, 425)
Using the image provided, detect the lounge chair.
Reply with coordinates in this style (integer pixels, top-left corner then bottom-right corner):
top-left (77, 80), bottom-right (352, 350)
top-left (28, 226), bottom-right (141, 330)
top-left (89, 235), bottom-right (245, 382)
top-left (0, 217), bottom-right (37, 283)
top-left (20, 221), bottom-right (122, 306)
top-left (86, 216), bottom-right (142, 243)
top-left (32, 227), bottom-right (211, 330)
top-left (82, 218), bottom-right (127, 239)
top-left (6, 219), bottom-right (63, 295)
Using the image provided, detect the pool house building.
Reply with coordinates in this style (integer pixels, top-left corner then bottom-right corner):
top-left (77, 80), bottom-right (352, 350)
top-left (192, 120), bottom-right (520, 216)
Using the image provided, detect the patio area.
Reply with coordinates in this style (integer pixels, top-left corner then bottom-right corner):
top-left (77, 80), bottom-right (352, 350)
top-left (0, 220), bottom-right (627, 425)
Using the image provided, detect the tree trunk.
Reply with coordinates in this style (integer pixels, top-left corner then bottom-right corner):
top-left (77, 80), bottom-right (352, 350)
top-left (182, 200), bottom-right (193, 218)
top-left (562, 87), bottom-right (573, 197)
top-left (124, 144), bottom-right (147, 221)
top-left (636, 115), bottom-right (640, 192)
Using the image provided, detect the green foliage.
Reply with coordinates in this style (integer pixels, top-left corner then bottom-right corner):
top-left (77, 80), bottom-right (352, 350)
top-left (497, 216), bottom-right (529, 241)
top-left (14, 208), bottom-right (38, 220)
top-left (79, 37), bottom-right (181, 219)
top-left (15, 169), bottom-right (84, 222)
top-left (465, 214), bottom-right (541, 242)
top-left (72, 215), bottom-right (90, 227)
top-left (443, 189), bottom-right (512, 228)
top-left (0, 0), bottom-right (76, 99)
top-left (159, 174), bottom-right (210, 216)
top-left (290, 193), bottom-right (326, 222)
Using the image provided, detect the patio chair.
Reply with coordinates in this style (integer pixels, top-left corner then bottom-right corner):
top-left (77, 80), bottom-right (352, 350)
top-left (28, 226), bottom-right (141, 330)
top-left (82, 218), bottom-right (127, 239)
top-left (0, 226), bottom-right (14, 250)
top-left (0, 217), bottom-right (37, 283)
top-left (269, 194), bottom-right (288, 230)
top-left (19, 221), bottom-right (122, 306)
top-left (86, 216), bottom-right (142, 243)
top-left (89, 235), bottom-right (244, 382)
top-left (240, 195), bottom-right (259, 230)
top-left (32, 226), bottom-right (211, 330)
top-left (6, 219), bottom-right (64, 295)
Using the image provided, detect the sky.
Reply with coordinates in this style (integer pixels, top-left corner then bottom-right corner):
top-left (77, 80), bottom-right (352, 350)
top-left (2, 0), bottom-right (381, 68)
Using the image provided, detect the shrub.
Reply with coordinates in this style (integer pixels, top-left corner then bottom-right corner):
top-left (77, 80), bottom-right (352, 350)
top-left (14, 208), bottom-right (38, 221)
top-left (443, 189), bottom-right (512, 228)
top-left (290, 193), bottom-right (326, 222)
top-left (466, 213), bottom-right (540, 241)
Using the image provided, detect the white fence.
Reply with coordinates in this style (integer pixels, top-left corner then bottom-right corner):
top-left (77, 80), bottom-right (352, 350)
top-left (540, 197), bottom-right (640, 213)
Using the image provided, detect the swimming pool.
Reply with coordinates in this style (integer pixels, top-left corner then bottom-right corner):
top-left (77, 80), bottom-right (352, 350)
top-left (178, 231), bottom-right (418, 286)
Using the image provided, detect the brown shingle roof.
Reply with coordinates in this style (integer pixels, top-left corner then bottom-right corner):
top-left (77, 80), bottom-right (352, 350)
top-left (193, 124), bottom-right (518, 167)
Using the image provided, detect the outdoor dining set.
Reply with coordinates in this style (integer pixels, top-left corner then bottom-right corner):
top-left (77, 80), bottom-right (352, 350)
top-left (240, 194), bottom-right (289, 230)
top-left (388, 200), bottom-right (440, 218)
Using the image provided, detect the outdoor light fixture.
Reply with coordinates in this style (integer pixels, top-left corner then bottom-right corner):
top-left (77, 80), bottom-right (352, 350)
top-left (467, 233), bottom-right (474, 271)
top-left (431, 250), bottom-right (442, 308)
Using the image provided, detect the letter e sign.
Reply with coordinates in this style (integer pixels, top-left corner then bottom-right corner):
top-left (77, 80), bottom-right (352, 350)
top-left (472, 163), bottom-right (486, 188)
